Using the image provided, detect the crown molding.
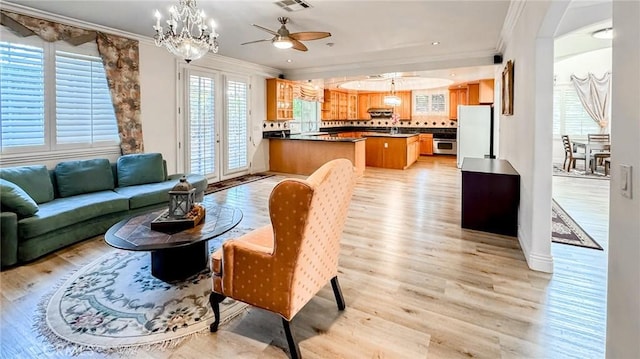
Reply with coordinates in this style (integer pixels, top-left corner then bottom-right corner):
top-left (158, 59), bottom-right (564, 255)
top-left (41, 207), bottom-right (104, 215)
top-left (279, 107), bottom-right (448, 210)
top-left (283, 49), bottom-right (497, 81)
top-left (1, 1), bottom-right (281, 77)
top-left (497, 0), bottom-right (527, 54)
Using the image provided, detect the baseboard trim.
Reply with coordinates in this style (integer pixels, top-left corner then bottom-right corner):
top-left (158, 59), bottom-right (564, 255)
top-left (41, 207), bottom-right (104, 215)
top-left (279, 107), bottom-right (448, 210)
top-left (518, 228), bottom-right (554, 273)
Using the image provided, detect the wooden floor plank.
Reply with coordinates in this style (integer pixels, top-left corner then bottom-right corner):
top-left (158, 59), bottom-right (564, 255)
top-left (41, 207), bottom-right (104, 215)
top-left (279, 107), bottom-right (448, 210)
top-left (0, 156), bottom-right (608, 358)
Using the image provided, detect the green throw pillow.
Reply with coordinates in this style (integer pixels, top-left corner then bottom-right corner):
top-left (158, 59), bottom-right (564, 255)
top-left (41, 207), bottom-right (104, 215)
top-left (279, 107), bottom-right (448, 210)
top-left (0, 165), bottom-right (54, 204)
top-left (117, 153), bottom-right (165, 187)
top-left (55, 159), bottom-right (115, 197)
top-left (0, 179), bottom-right (39, 216)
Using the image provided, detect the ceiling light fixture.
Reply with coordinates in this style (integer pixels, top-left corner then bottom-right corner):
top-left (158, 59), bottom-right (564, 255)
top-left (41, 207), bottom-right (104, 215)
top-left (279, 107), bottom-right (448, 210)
top-left (431, 41), bottom-right (440, 45)
top-left (383, 79), bottom-right (401, 107)
top-left (592, 27), bottom-right (613, 39)
top-left (273, 36), bottom-right (294, 49)
top-left (153, 0), bottom-right (219, 63)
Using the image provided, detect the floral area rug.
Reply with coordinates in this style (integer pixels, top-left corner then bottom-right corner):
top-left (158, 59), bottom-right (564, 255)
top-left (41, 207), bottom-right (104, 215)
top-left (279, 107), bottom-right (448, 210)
top-left (552, 200), bottom-right (603, 250)
top-left (36, 228), bottom-right (252, 355)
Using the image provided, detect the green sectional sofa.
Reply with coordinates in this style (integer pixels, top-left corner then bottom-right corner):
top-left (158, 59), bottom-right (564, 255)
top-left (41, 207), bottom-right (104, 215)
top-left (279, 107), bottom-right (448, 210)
top-left (0, 153), bottom-right (207, 268)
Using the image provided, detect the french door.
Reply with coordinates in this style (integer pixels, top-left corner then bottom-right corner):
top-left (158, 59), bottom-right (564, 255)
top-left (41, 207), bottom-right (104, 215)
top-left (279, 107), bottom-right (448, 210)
top-left (183, 69), bottom-right (249, 181)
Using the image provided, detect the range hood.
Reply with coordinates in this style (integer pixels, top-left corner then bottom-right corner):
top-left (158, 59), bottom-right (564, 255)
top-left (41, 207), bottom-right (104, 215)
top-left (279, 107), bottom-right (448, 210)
top-left (367, 108), bottom-right (393, 118)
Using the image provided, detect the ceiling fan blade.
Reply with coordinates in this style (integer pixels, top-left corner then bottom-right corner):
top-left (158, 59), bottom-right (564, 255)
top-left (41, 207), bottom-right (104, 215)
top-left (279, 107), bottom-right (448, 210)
top-left (291, 39), bottom-right (308, 52)
top-left (251, 24), bottom-right (278, 36)
top-left (241, 39), bottom-right (271, 45)
top-left (290, 32), bottom-right (332, 41)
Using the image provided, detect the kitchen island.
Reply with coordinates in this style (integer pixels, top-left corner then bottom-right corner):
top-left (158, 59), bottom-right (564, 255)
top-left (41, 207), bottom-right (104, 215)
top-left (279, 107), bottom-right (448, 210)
top-left (269, 135), bottom-right (366, 176)
top-left (364, 133), bottom-right (420, 170)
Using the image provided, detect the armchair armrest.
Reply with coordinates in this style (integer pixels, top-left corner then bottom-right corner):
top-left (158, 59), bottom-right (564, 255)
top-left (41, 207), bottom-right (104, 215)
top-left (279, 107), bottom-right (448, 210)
top-left (219, 226), bottom-right (277, 297)
top-left (1, 211), bottom-right (18, 267)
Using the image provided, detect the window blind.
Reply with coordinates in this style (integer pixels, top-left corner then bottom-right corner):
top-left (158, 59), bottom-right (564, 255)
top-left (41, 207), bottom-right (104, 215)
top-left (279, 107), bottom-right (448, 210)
top-left (553, 84), bottom-right (600, 137)
top-left (189, 74), bottom-right (216, 175)
top-left (55, 51), bottom-right (118, 145)
top-left (0, 42), bottom-right (45, 148)
top-left (226, 79), bottom-right (248, 172)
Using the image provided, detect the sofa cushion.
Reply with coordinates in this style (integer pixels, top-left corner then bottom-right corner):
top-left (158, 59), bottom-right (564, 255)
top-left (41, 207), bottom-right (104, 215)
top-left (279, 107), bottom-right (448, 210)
top-left (114, 180), bottom-right (175, 209)
top-left (117, 153), bottom-right (165, 187)
top-left (55, 159), bottom-right (115, 197)
top-left (0, 165), bottom-right (54, 204)
top-left (18, 191), bottom-right (129, 239)
top-left (0, 179), bottom-right (39, 216)
top-left (114, 175), bottom-right (205, 209)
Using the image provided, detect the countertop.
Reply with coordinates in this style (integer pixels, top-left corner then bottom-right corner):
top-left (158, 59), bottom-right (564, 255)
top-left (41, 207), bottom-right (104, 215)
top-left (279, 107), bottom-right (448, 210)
top-left (365, 133), bottom-right (419, 138)
top-left (461, 158), bottom-right (519, 176)
top-left (269, 134), bottom-right (366, 143)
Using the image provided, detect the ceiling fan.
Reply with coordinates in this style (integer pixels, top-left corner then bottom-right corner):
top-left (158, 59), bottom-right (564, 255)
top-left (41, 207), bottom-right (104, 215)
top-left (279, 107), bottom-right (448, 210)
top-left (241, 17), bottom-right (331, 51)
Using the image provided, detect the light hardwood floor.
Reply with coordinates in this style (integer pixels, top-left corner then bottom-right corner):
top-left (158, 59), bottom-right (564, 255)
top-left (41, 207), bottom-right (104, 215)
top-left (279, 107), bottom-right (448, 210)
top-left (0, 156), bottom-right (609, 358)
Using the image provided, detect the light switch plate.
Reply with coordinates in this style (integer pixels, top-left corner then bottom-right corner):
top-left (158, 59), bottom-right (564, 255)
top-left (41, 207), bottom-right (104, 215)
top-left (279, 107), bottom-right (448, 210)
top-left (620, 164), bottom-right (632, 198)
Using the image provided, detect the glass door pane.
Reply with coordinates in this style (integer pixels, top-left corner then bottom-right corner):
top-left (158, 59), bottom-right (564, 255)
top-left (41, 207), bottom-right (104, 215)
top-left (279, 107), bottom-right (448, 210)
top-left (224, 75), bottom-right (249, 176)
top-left (186, 70), bottom-right (218, 180)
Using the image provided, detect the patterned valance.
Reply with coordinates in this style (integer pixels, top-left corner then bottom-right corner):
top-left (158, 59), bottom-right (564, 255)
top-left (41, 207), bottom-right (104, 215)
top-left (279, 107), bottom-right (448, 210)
top-left (0, 10), bottom-right (143, 154)
top-left (293, 82), bottom-right (324, 103)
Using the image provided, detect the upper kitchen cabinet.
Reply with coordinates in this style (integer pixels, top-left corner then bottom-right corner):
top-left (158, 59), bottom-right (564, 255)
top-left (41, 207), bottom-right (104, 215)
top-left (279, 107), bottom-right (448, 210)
top-left (322, 90), bottom-right (358, 120)
top-left (449, 85), bottom-right (468, 120)
top-left (478, 79), bottom-right (495, 104)
top-left (358, 93), bottom-right (370, 120)
top-left (266, 78), bottom-right (294, 121)
top-left (397, 91), bottom-right (412, 120)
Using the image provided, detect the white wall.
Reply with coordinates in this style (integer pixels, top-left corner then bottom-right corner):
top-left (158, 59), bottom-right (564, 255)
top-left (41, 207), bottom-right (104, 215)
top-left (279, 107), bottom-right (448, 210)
top-left (606, 1), bottom-right (640, 357)
top-left (139, 43), bottom-right (179, 172)
top-left (554, 47), bottom-right (611, 84)
top-left (498, 0), bottom-right (558, 273)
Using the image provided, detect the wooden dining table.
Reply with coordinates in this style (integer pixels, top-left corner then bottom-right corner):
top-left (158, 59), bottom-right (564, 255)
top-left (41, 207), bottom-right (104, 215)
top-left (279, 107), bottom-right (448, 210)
top-left (572, 140), bottom-right (610, 173)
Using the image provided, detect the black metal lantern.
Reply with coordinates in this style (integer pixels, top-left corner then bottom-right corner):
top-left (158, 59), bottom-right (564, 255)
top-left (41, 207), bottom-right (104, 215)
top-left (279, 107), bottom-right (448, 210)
top-left (168, 176), bottom-right (195, 218)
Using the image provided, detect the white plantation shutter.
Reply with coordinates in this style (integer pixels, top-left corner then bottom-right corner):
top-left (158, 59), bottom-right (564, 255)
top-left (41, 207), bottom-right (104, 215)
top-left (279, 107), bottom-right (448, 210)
top-left (553, 84), bottom-right (601, 137)
top-left (0, 42), bottom-right (46, 148)
top-left (189, 74), bottom-right (216, 176)
top-left (55, 51), bottom-right (118, 145)
top-left (225, 77), bottom-right (248, 173)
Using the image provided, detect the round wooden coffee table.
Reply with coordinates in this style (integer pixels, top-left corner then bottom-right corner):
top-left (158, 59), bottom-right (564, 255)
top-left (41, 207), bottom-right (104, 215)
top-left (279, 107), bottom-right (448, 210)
top-left (105, 199), bottom-right (242, 282)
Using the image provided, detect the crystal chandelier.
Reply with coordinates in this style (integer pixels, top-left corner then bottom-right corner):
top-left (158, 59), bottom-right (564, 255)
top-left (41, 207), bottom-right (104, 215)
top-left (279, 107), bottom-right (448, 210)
top-left (383, 78), bottom-right (401, 106)
top-left (153, 0), bottom-right (219, 63)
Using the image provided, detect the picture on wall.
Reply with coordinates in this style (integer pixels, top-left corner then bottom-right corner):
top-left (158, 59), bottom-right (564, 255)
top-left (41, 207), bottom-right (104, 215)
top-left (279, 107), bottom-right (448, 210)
top-left (502, 60), bottom-right (514, 116)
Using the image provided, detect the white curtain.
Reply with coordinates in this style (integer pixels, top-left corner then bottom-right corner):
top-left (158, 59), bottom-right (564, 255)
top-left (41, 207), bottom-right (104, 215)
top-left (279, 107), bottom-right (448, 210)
top-left (570, 72), bottom-right (611, 133)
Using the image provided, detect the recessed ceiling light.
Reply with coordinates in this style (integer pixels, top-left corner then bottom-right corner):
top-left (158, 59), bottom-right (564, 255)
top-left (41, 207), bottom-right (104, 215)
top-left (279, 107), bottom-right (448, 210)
top-left (450, 73), bottom-right (456, 77)
top-left (592, 27), bottom-right (613, 39)
top-left (431, 41), bottom-right (440, 45)
top-left (286, 59), bottom-right (292, 63)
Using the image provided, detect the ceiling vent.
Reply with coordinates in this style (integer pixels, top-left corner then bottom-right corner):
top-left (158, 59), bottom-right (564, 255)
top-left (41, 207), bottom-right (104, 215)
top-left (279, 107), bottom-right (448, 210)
top-left (274, 0), bottom-right (312, 12)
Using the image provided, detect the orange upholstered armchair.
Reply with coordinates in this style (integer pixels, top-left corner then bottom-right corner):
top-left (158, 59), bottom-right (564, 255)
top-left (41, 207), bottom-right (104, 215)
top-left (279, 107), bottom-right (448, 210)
top-left (209, 159), bottom-right (356, 358)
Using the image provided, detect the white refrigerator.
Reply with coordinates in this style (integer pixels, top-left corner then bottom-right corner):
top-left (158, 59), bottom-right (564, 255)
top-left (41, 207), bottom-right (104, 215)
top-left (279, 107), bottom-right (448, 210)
top-left (456, 105), bottom-right (493, 168)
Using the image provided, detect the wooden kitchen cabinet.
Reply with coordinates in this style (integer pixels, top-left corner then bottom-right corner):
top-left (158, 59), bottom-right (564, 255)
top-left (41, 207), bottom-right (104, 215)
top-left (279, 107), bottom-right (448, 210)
top-left (358, 93), bottom-right (370, 119)
top-left (266, 78), bottom-right (294, 121)
top-left (478, 79), bottom-right (495, 104)
top-left (449, 86), bottom-right (468, 120)
top-left (322, 90), bottom-right (357, 120)
top-left (369, 93), bottom-right (384, 109)
top-left (365, 134), bottom-right (419, 170)
top-left (347, 92), bottom-right (358, 119)
top-left (467, 83), bottom-right (480, 105)
top-left (419, 133), bottom-right (433, 155)
top-left (397, 91), bottom-right (412, 120)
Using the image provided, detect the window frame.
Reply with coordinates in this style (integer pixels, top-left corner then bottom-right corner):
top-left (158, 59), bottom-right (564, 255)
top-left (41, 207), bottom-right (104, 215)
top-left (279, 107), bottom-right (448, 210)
top-left (0, 27), bottom-right (120, 164)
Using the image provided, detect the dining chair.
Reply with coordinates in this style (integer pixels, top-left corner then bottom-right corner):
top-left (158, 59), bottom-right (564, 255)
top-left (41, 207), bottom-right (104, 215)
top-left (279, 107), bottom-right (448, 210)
top-left (562, 135), bottom-right (586, 171)
top-left (208, 159), bottom-right (356, 359)
top-left (587, 133), bottom-right (611, 166)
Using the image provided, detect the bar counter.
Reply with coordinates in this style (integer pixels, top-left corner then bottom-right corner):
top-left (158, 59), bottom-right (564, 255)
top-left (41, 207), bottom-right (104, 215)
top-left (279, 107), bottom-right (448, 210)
top-left (269, 136), bottom-right (366, 176)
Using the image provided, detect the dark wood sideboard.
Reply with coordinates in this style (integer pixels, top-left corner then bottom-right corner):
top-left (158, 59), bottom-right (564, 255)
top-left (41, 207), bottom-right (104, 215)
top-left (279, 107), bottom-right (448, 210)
top-left (461, 158), bottom-right (520, 236)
